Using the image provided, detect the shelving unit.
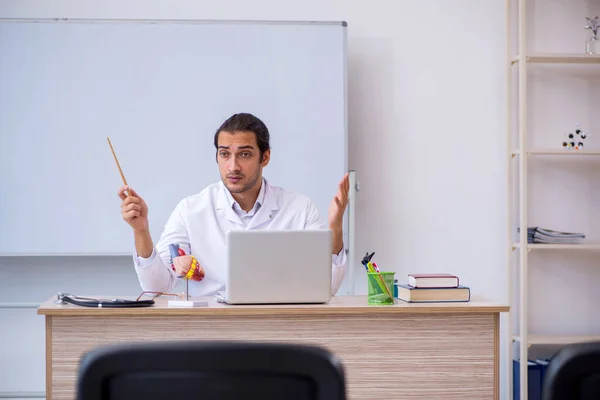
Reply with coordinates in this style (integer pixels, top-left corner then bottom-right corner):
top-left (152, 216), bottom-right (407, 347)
top-left (507, 0), bottom-right (600, 399)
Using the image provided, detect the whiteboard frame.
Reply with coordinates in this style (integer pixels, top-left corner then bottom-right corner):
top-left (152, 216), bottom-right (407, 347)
top-left (0, 17), bottom-right (347, 27)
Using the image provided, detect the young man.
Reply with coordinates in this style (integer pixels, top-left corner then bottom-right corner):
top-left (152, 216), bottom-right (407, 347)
top-left (118, 113), bottom-right (349, 297)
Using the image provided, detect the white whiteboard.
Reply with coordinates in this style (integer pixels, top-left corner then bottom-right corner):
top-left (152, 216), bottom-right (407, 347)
top-left (0, 19), bottom-right (347, 255)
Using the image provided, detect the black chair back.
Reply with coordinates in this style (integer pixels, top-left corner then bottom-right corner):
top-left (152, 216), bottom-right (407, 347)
top-left (542, 341), bottom-right (600, 400)
top-left (76, 341), bottom-right (346, 400)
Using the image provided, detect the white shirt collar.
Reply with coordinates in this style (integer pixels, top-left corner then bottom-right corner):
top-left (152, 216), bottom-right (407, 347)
top-left (225, 177), bottom-right (266, 216)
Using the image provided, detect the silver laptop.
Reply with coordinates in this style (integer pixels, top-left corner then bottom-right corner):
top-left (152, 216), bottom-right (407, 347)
top-left (224, 230), bottom-right (333, 304)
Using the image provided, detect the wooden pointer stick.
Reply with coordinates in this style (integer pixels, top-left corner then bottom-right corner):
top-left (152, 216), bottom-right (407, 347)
top-left (107, 137), bottom-right (129, 188)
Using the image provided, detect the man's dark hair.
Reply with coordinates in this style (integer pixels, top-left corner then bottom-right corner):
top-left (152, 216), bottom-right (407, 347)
top-left (214, 113), bottom-right (270, 160)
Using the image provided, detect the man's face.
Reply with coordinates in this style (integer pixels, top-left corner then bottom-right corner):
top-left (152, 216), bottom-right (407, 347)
top-left (217, 130), bottom-right (270, 194)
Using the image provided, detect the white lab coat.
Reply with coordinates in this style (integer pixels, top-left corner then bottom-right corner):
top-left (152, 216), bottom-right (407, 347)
top-left (133, 178), bottom-right (347, 297)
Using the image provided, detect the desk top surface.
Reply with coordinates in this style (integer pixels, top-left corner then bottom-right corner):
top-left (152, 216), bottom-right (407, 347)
top-left (38, 295), bottom-right (509, 316)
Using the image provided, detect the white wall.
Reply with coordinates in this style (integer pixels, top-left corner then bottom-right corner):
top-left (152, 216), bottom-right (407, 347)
top-left (0, 0), bottom-right (510, 399)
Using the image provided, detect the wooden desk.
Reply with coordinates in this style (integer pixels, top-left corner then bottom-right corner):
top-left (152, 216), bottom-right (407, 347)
top-left (38, 295), bottom-right (508, 399)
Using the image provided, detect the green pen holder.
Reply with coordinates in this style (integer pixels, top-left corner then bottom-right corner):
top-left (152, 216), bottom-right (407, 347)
top-left (367, 272), bottom-right (395, 305)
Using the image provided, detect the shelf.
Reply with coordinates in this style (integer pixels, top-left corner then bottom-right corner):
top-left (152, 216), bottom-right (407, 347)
top-left (513, 334), bottom-right (600, 346)
top-left (512, 53), bottom-right (600, 64)
top-left (512, 149), bottom-right (600, 156)
top-left (513, 243), bottom-right (600, 250)
top-left (511, 54), bottom-right (600, 78)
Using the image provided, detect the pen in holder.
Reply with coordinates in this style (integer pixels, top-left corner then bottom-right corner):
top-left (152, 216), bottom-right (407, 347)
top-left (362, 252), bottom-right (395, 304)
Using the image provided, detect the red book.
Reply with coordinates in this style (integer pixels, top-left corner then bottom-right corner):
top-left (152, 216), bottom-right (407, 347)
top-left (407, 274), bottom-right (459, 288)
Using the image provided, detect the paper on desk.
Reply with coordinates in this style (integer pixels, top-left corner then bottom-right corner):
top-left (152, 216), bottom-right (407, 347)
top-left (214, 291), bottom-right (227, 303)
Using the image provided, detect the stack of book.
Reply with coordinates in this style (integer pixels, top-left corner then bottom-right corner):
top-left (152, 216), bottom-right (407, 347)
top-left (519, 227), bottom-right (585, 244)
top-left (395, 274), bottom-right (470, 303)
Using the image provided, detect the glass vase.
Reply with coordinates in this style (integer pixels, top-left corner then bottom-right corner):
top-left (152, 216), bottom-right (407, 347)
top-left (586, 39), bottom-right (600, 55)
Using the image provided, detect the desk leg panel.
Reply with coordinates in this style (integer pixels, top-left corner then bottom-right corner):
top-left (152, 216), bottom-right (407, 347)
top-left (46, 316), bottom-right (52, 400)
top-left (51, 312), bottom-right (495, 399)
